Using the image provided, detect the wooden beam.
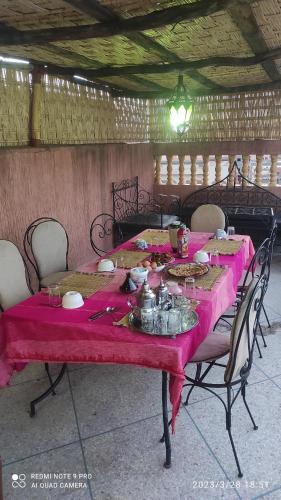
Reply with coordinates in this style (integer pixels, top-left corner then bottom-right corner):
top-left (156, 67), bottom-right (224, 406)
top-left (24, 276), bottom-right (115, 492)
top-left (227, 0), bottom-right (280, 81)
top-left (110, 77), bottom-right (281, 98)
top-left (0, 0), bottom-right (235, 44)
top-left (71, 47), bottom-right (281, 77)
top-left (29, 66), bottom-right (42, 146)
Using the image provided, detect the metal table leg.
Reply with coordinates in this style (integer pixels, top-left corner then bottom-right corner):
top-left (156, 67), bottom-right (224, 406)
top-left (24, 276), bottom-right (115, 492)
top-left (162, 371), bottom-right (172, 468)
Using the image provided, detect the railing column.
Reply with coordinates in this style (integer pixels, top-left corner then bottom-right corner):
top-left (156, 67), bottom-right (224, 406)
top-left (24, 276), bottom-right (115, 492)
top-left (190, 155), bottom-right (197, 186)
top-left (167, 155), bottom-right (173, 185)
top-left (179, 155), bottom-right (185, 185)
top-left (203, 155), bottom-right (209, 186)
top-left (256, 154), bottom-right (263, 186)
top-left (228, 154), bottom-right (236, 186)
top-left (270, 154), bottom-right (278, 186)
top-left (215, 154), bottom-right (222, 182)
top-left (242, 154), bottom-right (250, 186)
top-left (155, 156), bottom-right (161, 185)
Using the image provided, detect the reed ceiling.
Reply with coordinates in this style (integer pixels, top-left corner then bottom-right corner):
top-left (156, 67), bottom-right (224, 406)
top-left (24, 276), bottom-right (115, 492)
top-left (0, 0), bottom-right (281, 97)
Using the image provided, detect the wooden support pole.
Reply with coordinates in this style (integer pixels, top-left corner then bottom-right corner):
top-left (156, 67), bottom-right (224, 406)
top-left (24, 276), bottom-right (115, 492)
top-left (270, 154), bottom-right (278, 187)
top-left (190, 155), bottom-right (197, 186)
top-left (179, 155), bottom-right (185, 185)
top-left (215, 154), bottom-right (222, 183)
top-left (167, 155), bottom-right (173, 185)
top-left (155, 156), bottom-right (161, 185)
top-left (203, 155), bottom-right (209, 186)
top-left (30, 67), bottom-right (42, 146)
top-left (256, 154), bottom-right (263, 186)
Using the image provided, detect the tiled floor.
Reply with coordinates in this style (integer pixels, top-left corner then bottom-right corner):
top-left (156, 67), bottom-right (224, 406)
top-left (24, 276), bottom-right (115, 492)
top-left (1, 257), bottom-right (281, 500)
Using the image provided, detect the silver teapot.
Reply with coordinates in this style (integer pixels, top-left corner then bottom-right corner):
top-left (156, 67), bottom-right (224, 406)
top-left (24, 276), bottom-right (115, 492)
top-left (137, 280), bottom-right (156, 309)
top-left (155, 277), bottom-right (169, 307)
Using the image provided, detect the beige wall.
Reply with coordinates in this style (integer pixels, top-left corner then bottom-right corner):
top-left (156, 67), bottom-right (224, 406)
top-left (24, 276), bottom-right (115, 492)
top-left (0, 143), bottom-right (154, 281)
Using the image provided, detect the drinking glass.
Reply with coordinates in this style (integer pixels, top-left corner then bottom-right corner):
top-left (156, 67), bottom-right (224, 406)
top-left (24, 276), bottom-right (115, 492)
top-left (48, 285), bottom-right (62, 307)
top-left (154, 309), bottom-right (168, 335)
top-left (168, 308), bottom-right (181, 334)
top-left (141, 308), bottom-right (154, 332)
top-left (209, 248), bottom-right (220, 266)
top-left (180, 302), bottom-right (192, 331)
top-left (227, 226), bottom-right (236, 238)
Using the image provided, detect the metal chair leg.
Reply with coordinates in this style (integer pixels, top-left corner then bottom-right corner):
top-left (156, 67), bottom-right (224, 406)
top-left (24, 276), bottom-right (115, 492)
top-left (258, 321), bottom-right (267, 348)
top-left (30, 363), bottom-right (67, 417)
top-left (226, 387), bottom-right (243, 478)
top-left (255, 337), bottom-right (263, 358)
top-left (161, 371), bottom-right (172, 469)
top-left (184, 363), bottom-right (202, 406)
top-left (262, 303), bottom-right (271, 329)
top-left (44, 363), bottom-right (56, 395)
top-left (241, 384), bottom-right (258, 431)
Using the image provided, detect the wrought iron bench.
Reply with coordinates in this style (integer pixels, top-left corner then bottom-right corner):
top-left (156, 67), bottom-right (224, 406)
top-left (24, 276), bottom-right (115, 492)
top-left (112, 176), bottom-right (179, 241)
top-left (178, 162), bottom-right (281, 247)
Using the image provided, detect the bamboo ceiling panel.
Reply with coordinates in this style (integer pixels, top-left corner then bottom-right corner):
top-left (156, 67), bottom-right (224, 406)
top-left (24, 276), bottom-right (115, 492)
top-left (0, 0), bottom-right (92, 29)
top-left (252, 0), bottom-right (281, 49)
top-left (144, 12), bottom-right (254, 60)
top-left (199, 65), bottom-right (271, 87)
top-left (54, 37), bottom-right (160, 66)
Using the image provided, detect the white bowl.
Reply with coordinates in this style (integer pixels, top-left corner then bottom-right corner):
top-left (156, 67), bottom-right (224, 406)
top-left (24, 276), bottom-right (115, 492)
top-left (97, 259), bottom-right (115, 272)
top-left (62, 291), bottom-right (84, 309)
top-left (130, 267), bottom-right (149, 284)
top-left (193, 250), bottom-right (209, 264)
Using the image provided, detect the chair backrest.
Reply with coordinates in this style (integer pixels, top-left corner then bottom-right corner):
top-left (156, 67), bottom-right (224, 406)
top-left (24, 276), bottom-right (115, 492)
top-left (224, 276), bottom-right (264, 384)
top-left (0, 240), bottom-right (32, 311)
top-left (90, 213), bottom-right (123, 257)
top-left (241, 237), bottom-right (270, 291)
top-left (191, 204), bottom-right (225, 233)
top-left (24, 218), bottom-right (69, 280)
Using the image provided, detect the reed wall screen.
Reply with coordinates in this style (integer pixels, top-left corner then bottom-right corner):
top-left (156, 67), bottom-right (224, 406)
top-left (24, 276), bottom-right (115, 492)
top-left (1, 66), bottom-right (281, 146)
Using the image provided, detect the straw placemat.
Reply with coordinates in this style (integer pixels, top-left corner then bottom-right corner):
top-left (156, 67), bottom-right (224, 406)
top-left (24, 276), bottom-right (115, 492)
top-left (57, 272), bottom-right (114, 298)
top-left (202, 239), bottom-right (243, 255)
top-left (193, 266), bottom-right (226, 291)
top-left (139, 229), bottom-right (170, 245)
top-left (113, 249), bottom-right (151, 268)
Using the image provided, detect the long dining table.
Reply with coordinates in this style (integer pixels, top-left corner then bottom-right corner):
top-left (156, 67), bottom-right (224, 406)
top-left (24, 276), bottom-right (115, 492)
top-left (0, 230), bottom-right (254, 467)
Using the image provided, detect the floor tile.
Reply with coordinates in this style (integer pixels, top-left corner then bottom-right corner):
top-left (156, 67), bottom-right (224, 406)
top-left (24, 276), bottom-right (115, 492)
top-left (69, 364), bottom-right (163, 438)
top-left (83, 411), bottom-right (238, 500)
top-left (254, 332), bottom-right (281, 378)
top-left (2, 443), bottom-right (91, 500)
top-left (10, 362), bottom-right (63, 386)
top-left (0, 378), bottom-right (78, 464)
top-left (187, 380), bottom-right (281, 499)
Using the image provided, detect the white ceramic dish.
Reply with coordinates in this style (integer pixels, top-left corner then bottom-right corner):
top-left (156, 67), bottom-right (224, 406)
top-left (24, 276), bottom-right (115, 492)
top-left (62, 291), bottom-right (84, 309)
top-left (193, 250), bottom-right (209, 264)
top-left (130, 267), bottom-right (149, 284)
top-left (97, 259), bottom-right (115, 272)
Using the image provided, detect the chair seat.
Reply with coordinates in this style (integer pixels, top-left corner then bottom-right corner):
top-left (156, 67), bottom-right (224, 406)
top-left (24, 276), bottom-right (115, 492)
top-left (40, 271), bottom-right (72, 288)
top-left (190, 333), bottom-right (230, 363)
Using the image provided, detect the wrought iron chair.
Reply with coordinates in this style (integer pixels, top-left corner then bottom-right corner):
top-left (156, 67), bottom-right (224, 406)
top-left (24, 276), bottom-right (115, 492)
top-left (183, 276), bottom-right (264, 477)
top-left (0, 239), bottom-right (66, 416)
top-left (90, 213), bottom-right (123, 257)
top-left (190, 204), bottom-right (226, 232)
top-left (216, 235), bottom-right (272, 357)
top-left (24, 217), bottom-right (72, 289)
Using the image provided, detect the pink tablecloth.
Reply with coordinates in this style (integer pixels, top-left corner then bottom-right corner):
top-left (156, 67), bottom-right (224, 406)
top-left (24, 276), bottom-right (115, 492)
top-left (0, 232), bottom-right (254, 430)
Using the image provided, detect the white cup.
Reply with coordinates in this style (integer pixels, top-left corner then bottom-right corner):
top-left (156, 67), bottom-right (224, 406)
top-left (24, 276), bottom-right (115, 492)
top-left (97, 259), bottom-right (115, 272)
top-left (62, 291), bottom-right (84, 309)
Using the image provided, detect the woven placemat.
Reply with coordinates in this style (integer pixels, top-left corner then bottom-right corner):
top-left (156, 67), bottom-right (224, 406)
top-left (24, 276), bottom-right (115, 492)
top-left (57, 272), bottom-right (114, 298)
top-left (140, 229), bottom-right (170, 245)
top-left (202, 239), bottom-right (243, 255)
top-left (113, 249), bottom-right (151, 268)
top-left (193, 266), bottom-right (226, 291)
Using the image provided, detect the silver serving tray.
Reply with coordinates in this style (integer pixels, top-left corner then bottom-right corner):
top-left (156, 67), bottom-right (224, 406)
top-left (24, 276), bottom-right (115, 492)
top-left (128, 310), bottom-right (199, 337)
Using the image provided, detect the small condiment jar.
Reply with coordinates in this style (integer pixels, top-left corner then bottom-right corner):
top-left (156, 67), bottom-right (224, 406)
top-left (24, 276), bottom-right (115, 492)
top-left (155, 277), bottom-right (169, 307)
